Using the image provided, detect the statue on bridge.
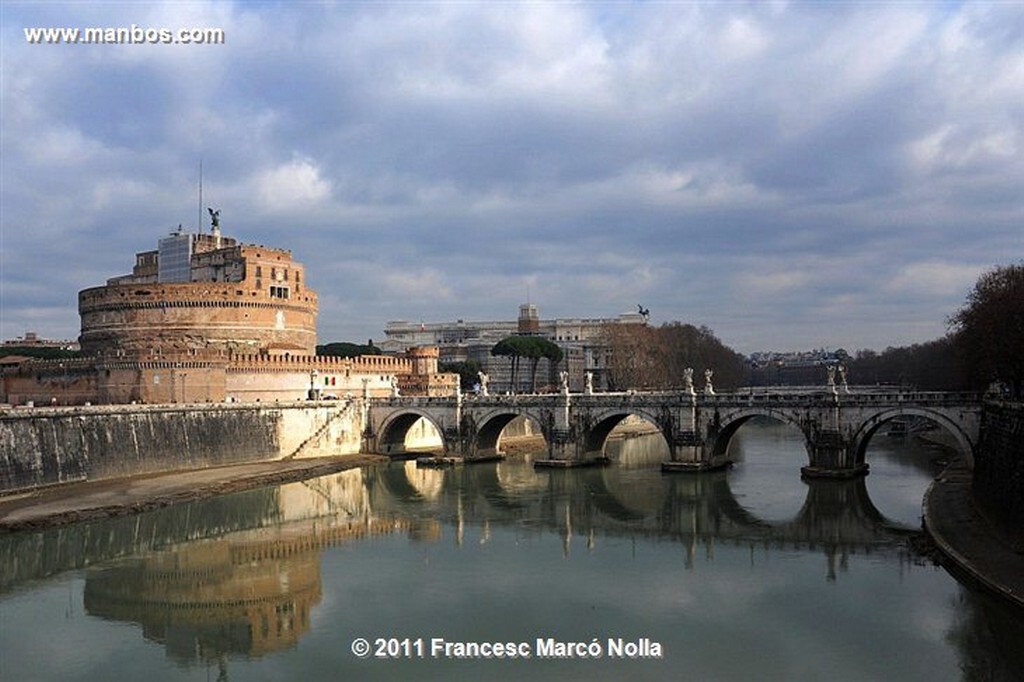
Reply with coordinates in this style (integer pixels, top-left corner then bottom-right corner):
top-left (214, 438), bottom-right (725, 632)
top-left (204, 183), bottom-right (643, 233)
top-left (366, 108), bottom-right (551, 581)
top-left (390, 375), bottom-right (401, 397)
top-left (559, 371), bottom-right (570, 395)
top-left (838, 365), bottom-right (849, 393)
top-left (585, 371), bottom-right (594, 395)
top-left (827, 365), bottom-right (837, 394)
top-left (683, 368), bottom-right (695, 395)
top-left (477, 372), bottom-right (489, 397)
top-left (704, 369), bottom-right (715, 395)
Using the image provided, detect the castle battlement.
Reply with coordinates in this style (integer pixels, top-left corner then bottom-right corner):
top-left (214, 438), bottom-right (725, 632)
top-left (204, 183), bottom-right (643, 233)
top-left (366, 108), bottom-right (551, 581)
top-left (227, 354), bottom-right (414, 375)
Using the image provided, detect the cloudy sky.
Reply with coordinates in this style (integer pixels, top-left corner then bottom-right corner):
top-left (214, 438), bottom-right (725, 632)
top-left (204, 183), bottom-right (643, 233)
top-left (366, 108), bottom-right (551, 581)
top-left (2, 1), bottom-right (1021, 354)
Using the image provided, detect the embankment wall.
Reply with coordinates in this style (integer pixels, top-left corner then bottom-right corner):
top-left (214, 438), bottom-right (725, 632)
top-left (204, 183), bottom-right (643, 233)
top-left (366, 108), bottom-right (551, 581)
top-left (0, 402), bottom-right (363, 494)
top-left (974, 401), bottom-right (1024, 525)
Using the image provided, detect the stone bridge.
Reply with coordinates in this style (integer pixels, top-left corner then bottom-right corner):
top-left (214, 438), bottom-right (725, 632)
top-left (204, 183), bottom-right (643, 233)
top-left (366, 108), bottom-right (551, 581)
top-left (363, 388), bottom-right (983, 478)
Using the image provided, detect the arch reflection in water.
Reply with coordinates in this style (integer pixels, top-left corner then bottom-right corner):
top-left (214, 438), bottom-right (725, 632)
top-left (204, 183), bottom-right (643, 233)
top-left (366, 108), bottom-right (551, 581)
top-left (727, 416), bottom-right (816, 522)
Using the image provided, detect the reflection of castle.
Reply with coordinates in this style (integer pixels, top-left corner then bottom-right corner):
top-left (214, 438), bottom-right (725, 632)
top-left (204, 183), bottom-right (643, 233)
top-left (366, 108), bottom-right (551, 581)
top-left (3, 224), bottom-right (456, 405)
top-left (85, 538), bottom-right (322, 661)
top-left (81, 468), bottom-right (426, 663)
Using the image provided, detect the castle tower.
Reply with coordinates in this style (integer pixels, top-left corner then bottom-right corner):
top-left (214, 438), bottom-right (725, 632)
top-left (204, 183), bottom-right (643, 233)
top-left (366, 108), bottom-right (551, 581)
top-left (518, 303), bottom-right (539, 335)
top-left (78, 229), bottom-right (318, 360)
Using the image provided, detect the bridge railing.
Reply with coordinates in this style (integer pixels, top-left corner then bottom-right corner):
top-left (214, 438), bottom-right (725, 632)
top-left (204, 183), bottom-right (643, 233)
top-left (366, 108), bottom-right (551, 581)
top-left (367, 388), bottom-right (984, 408)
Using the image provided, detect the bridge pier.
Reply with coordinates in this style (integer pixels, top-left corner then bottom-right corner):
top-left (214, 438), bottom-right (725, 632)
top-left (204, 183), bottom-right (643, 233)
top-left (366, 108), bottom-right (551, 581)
top-left (662, 439), bottom-right (732, 472)
top-left (800, 430), bottom-right (869, 479)
top-left (663, 397), bottom-right (733, 472)
top-left (535, 396), bottom-right (611, 468)
top-left (535, 422), bottom-right (602, 467)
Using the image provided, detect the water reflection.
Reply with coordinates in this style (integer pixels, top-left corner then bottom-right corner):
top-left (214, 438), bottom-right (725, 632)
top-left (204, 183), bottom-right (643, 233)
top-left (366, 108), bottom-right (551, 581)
top-left (949, 588), bottom-right (1024, 680)
top-left (77, 469), bottom-right (424, 663)
top-left (84, 537), bottom-right (322, 662)
top-left (0, 424), bottom-right (1022, 680)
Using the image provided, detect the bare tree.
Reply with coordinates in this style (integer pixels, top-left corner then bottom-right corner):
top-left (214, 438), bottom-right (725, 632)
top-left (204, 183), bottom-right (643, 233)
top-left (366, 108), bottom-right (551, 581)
top-left (949, 262), bottom-right (1024, 397)
top-left (600, 321), bottom-right (746, 390)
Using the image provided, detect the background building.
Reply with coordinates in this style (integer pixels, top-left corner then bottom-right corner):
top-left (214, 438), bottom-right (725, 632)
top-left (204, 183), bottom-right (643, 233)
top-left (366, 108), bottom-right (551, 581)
top-left (382, 305), bottom-right (647, 393)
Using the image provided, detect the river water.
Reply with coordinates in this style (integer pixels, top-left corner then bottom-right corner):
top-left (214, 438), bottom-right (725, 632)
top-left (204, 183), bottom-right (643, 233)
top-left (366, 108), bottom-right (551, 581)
top-left (1, 420), bottom-right (1022, 681)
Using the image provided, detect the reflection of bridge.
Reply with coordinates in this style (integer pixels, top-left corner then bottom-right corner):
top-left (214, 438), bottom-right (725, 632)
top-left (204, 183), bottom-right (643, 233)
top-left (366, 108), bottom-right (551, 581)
top-left (364, 389), bottom-right (983, 477)
top-left (0, 456), bottom-right (927, 601)
top-left (366, 460), bottom-right (916, 563)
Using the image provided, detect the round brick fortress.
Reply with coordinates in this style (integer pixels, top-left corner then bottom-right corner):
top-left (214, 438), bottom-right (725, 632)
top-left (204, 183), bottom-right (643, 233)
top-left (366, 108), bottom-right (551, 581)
top-left (78, 282), bottom-right (318, 358)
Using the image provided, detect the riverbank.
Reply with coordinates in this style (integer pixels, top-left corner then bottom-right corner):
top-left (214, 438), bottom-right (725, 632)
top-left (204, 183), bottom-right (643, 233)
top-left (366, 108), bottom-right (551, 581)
top-left (924, 462), bottom-right (1024, 610)
top-left (0, 454), bottom-right (386, 533)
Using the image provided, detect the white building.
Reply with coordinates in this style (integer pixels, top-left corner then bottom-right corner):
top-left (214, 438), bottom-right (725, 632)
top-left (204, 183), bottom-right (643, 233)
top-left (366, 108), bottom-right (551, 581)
top-left (382, 305), bottom-right (647, 393)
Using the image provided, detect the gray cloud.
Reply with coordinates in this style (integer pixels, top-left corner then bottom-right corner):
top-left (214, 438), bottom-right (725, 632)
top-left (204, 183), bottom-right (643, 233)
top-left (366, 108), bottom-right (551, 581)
top-left (2, 1), bottom-right (1021, 353)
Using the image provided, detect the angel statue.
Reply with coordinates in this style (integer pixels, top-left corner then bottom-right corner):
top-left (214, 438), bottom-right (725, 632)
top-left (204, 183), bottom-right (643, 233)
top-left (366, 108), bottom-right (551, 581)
top-left (703, 368), bottom-right (715, 395)
top-left (683, 367), bottom-right (695, 395)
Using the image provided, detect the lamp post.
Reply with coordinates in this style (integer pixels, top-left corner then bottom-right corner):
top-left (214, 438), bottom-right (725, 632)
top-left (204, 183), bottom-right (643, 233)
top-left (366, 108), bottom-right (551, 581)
top-left (59, 363), bottom-right (67, 405)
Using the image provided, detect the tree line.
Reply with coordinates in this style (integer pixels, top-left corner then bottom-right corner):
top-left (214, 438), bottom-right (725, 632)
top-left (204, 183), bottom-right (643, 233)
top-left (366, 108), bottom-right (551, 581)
top-left (600, 322), bottom-right (746, 391)
top-left (0, 346), bottom-right (80, 360)
top-left (491, 336), bottom-right (564, 392)
top-left (849, 263), bottom-right (1022, 396)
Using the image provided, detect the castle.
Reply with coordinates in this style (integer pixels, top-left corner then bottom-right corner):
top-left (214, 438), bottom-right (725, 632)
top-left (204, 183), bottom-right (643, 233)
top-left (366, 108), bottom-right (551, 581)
top-left (2, 221), bottom-right (456, 405)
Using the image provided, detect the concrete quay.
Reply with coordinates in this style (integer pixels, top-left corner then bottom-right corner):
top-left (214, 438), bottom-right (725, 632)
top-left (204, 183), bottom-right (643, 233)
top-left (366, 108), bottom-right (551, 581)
top-left (924, 463), bottom-right (1024, 610)
top-left (0, 454), bottom-right (385, 533)
top-left (662, 459), bottom-right (732, 473)
top-left (534, 457), bottom-right (610, 469)
top-left (415, 454), bottom-right (504, 467)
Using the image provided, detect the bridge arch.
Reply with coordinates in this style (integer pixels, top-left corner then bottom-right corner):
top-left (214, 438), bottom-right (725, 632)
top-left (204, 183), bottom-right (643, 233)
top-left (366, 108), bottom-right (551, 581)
top-left (377, 410), bottom-right (445, 456)
top-left (710, 409), bottom-right (811, 461)
top-left (583, 407), bottom-right (670, 460)
top-left (849, 407), bottom-right (975, 469)
top-left (471, 409), bottom-right (548, 458)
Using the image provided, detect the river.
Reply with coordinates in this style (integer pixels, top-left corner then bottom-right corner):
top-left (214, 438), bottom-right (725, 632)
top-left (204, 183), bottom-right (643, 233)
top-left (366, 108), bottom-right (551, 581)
top-left (1, 420), bottom-right (1021, 681)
